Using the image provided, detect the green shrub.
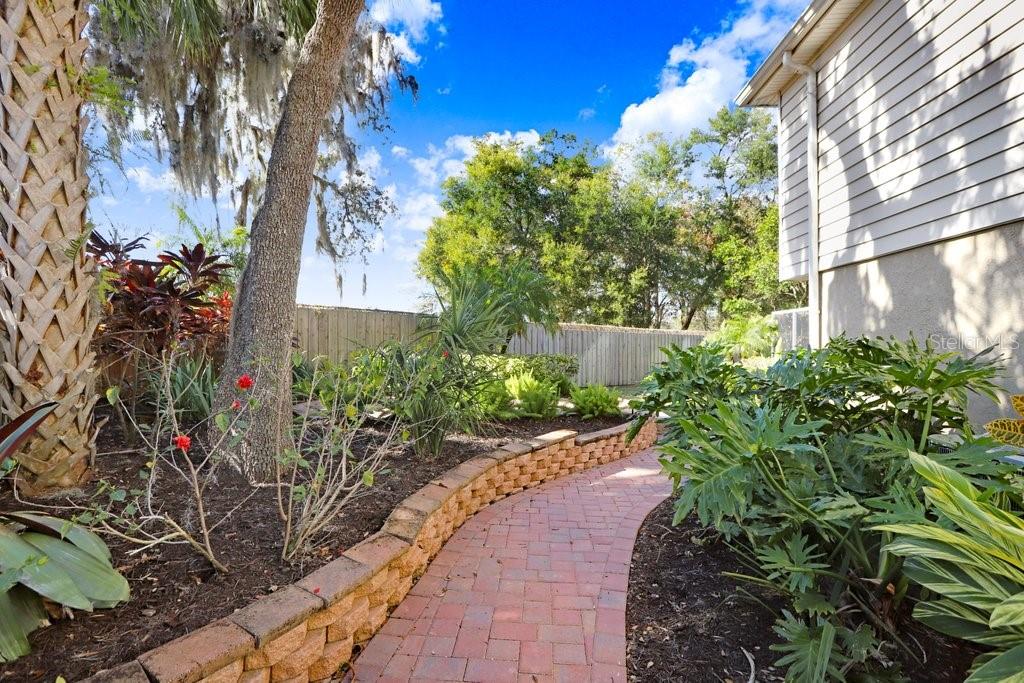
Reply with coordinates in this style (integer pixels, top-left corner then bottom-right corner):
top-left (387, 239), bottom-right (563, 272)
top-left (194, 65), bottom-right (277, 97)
top-left (167, 353), bottom-right (217, 420)
top-left (875, 453), bottom-right (1024, 679)
top-left (706, 312), bottom-right (778, 360)
top-left (477, 354), bottom-right (578, 396)
top-left (476, 379), bottom-right (516, 420)
top-left (0, 404), bottom-right (129, 662)
top-left (506, 372), bottom-right (559, 418)
top-left (570, 384), bottom-right (621, 419)
top-left (632, 336), bottom-right (1005, 680)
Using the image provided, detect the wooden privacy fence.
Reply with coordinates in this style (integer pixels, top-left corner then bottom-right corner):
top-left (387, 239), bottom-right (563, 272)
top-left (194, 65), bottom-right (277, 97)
top-left (294, 305), bottom-right (707, 386)
top-left (506, 322), bottom-right (706, 385)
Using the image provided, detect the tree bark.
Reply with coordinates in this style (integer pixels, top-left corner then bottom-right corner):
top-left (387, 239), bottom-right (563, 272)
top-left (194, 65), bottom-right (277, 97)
top-left (213, 0), bottom-right (365, 483)
top-left (0, 0), bottom-right (98, 494)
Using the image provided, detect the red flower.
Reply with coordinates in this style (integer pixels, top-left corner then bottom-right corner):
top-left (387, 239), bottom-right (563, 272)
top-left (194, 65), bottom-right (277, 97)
top-left (312, 587), bottom-right (321, 595)
top-left (441, 350), bottom-right (450, 359)
top-left (231, 400), bottom-right (242, 411)
top-left (173, 434), bottom-right (192, 453)
top-left (236, 374), bottom-right (254, 390)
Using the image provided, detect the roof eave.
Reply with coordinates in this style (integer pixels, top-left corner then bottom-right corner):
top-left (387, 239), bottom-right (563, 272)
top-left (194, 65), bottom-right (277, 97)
top-left (736, 0), bottom-right (866, 107)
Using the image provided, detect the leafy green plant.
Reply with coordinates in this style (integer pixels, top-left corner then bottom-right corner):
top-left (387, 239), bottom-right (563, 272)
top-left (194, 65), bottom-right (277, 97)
top-left (986, 394), bottom-right (1024, 447)
top-left (476, 379), bottom-right (517, 420)
top-left (637, 336), bottom-right (1004, 680)
top-left (876, 453), bottom-right (1024, 681)
top-left (506, 372), bottom-right (558, 419)
top-left (476, 354), bottom-right (579, 396)
top-left (167, 353), bottom-right (217, 420)
top-left (707, 312), bottom-right (779, 360)
top-left (570, 384), bottom-right (621, 419)
top-left (0, 403), bottom-right (129, 662)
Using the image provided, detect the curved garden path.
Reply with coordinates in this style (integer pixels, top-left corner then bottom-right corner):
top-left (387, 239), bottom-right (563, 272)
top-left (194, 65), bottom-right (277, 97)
top-left (352, 448), bottom-right (671, 682)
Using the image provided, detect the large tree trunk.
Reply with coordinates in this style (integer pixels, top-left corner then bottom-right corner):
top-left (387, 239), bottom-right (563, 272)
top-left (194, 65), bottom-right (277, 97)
top-left (214, 0), bottom-right (364, 483)
top-left (0, 0), bottom-right (98, 495)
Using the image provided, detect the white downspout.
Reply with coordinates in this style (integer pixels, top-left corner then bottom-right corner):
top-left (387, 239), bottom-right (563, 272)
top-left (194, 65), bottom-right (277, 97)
top-left (782, 51), bottom-right (820, 348)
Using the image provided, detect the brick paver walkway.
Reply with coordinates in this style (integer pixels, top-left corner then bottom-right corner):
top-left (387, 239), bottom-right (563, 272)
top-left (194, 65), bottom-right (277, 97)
top-left (353, 449), bottom-right (671, 683)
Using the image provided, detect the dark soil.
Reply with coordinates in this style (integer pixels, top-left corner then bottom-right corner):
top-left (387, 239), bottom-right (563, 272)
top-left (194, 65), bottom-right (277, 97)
top-left (627, 499), bottom-right (979, 683)
top-left (1, 412), bottom-right (624, 683)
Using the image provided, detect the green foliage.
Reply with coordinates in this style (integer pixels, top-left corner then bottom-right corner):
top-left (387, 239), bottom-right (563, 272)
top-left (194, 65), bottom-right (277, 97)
top-left (875, 453), bottom-right (1024, 680)
top-left (419, 111), bottom-right (805, 330)
top-left (167, 353), bottom-right (217, 420)
top-left (706, 310), bottom-right (779, 360)
top-left (475, 354), bottom-right (579, 396)
top-left (0, 406), bottom-right (128, 662)
top-left (569, 384), bottom-right (621, 419)
top-left (637, 336), bottom-right (1005, 680)
top-left (476, 380), bottom-right (516, 420)
top-left (506, 372), bottom-right (559, 419)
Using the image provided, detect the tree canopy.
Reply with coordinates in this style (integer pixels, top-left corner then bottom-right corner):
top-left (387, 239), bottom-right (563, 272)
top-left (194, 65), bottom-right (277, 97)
top-left (418, 108), bottom-right (805, 329)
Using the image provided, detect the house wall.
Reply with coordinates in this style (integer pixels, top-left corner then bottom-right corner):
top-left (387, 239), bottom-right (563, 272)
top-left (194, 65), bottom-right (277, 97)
top-left (821, 221), bottom-right (1024, 426)
top-left (777, 0), bottom-right (1024, 281)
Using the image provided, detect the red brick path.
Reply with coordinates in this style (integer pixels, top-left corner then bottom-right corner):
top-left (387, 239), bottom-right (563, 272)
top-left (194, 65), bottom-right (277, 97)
top-left (353, 449), bottom-right (671, 682)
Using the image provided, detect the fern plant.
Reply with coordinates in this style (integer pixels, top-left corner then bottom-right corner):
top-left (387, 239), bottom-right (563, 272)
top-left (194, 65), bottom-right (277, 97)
top-left (506, 372), bottom-right (558, 419)
top-left (569, 384), bottom-right (621, 419)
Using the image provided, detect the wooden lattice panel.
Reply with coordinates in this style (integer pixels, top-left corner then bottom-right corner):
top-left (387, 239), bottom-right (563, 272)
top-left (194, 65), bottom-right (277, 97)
top-left (0, 0), bottom-right (97, 494)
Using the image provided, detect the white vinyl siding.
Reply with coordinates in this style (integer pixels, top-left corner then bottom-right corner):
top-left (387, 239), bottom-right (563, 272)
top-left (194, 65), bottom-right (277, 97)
top-left (778, 80), bottom-right (810, 280)
top-left (811, 0), bottom-right (1024, 270)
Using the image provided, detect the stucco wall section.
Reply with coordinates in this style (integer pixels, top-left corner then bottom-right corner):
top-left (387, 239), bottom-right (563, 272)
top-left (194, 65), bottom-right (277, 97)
top-left (822, 220), bottom-right (1024, 426)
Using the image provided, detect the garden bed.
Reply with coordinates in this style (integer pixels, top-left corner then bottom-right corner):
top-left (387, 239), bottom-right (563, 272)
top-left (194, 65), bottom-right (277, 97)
top-left (627, 500), bottom-right (979, 683)
top-left (0, 413), bottom-right (624, 682)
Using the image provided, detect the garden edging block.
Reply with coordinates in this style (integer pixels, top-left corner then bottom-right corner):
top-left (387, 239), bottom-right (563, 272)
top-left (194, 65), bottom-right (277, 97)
top-left (82, 419), bottom-right (658, 683)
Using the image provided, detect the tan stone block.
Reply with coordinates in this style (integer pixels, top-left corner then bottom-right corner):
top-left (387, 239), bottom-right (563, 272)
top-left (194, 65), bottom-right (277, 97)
top-left (239, 669), bottom-right (270, 683)
top-left (390, 574), bottom-right (413, 607)
top-left (328, 596), bottom-right (369, 642)
top-left (303, 590), bottom-right (351, 629)
top-left (355, 603), bottom-right (388, 642)
top-left (270, 629), bottom-right (325, 682)
top-left (140, 619), bottom-right (255, 683)
top-left (198, 659), bottom-right (243, 683)
top-left (307, 636), bottom-right (354, 680)
top-left (229, 587), bottom-right (324, 647)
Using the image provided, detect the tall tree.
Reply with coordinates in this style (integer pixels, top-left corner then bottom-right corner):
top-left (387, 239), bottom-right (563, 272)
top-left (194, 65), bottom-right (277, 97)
top-left (213, 0), bottom-right (369, 482)
top-left (0, 0), bottom-right (98, 494)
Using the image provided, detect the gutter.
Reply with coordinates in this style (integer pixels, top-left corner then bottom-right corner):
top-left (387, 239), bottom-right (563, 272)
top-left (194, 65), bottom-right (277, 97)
top-left (782, 51), bottom-right (821, 348)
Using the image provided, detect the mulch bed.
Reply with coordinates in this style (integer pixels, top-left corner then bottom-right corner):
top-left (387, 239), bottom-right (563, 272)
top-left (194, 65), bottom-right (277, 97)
top-left (627, 499), bottom-right (979, 683)
top-left (0, 413), bottom-right (623, 682)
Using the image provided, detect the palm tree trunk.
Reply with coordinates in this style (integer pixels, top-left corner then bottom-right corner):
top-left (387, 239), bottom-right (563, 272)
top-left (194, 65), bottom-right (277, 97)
top-left (214, 0), bottom-right (364, 483)
top-left (0, 0), bottom-right (97, 494)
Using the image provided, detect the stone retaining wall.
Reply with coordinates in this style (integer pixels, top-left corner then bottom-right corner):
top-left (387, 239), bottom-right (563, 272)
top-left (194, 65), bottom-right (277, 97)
top-left (87, 420), bottom-right (659, 683)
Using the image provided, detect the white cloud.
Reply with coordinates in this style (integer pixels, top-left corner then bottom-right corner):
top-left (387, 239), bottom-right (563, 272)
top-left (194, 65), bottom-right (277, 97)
top-left (578, 107), bottom-right (596, 121)
top-left (396, 191), bottom-right (442, 232)
top-left (98, 195), bottom-right (120, 207)
top-left (126, 166), bottom-right (181, 194)
top-left (436, 86), bottom-right (452, 95)
top-left (408, 129), bottom-right (541, 187)
top-left (370, 0), bottom-right (442, 41)
top-left (391, 145), bottom-right (411, 158)
top-left (360, 147), bottom-right (383, 177)
top-left (611, 0), bottom-right (802, 149)
top-left (389, 33), bottom-right (422, 65)
top-left (370, 0), bottom-right (443, 64)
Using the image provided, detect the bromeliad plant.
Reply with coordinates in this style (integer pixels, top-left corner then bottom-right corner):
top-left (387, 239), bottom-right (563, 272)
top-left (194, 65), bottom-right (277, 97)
top-left (632, 336), bottom-right (1006, 680)
top-left (0, 404), bottom-right (129, 662)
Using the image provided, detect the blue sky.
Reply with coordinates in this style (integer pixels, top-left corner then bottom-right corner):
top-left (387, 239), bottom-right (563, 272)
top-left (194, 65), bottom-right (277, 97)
top-left (91, 0), bottom-right (805, 312)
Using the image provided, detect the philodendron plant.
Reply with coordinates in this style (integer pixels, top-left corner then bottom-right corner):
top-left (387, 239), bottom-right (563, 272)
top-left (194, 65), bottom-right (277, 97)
top-left (0, 403), bottom-right (130, 662)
